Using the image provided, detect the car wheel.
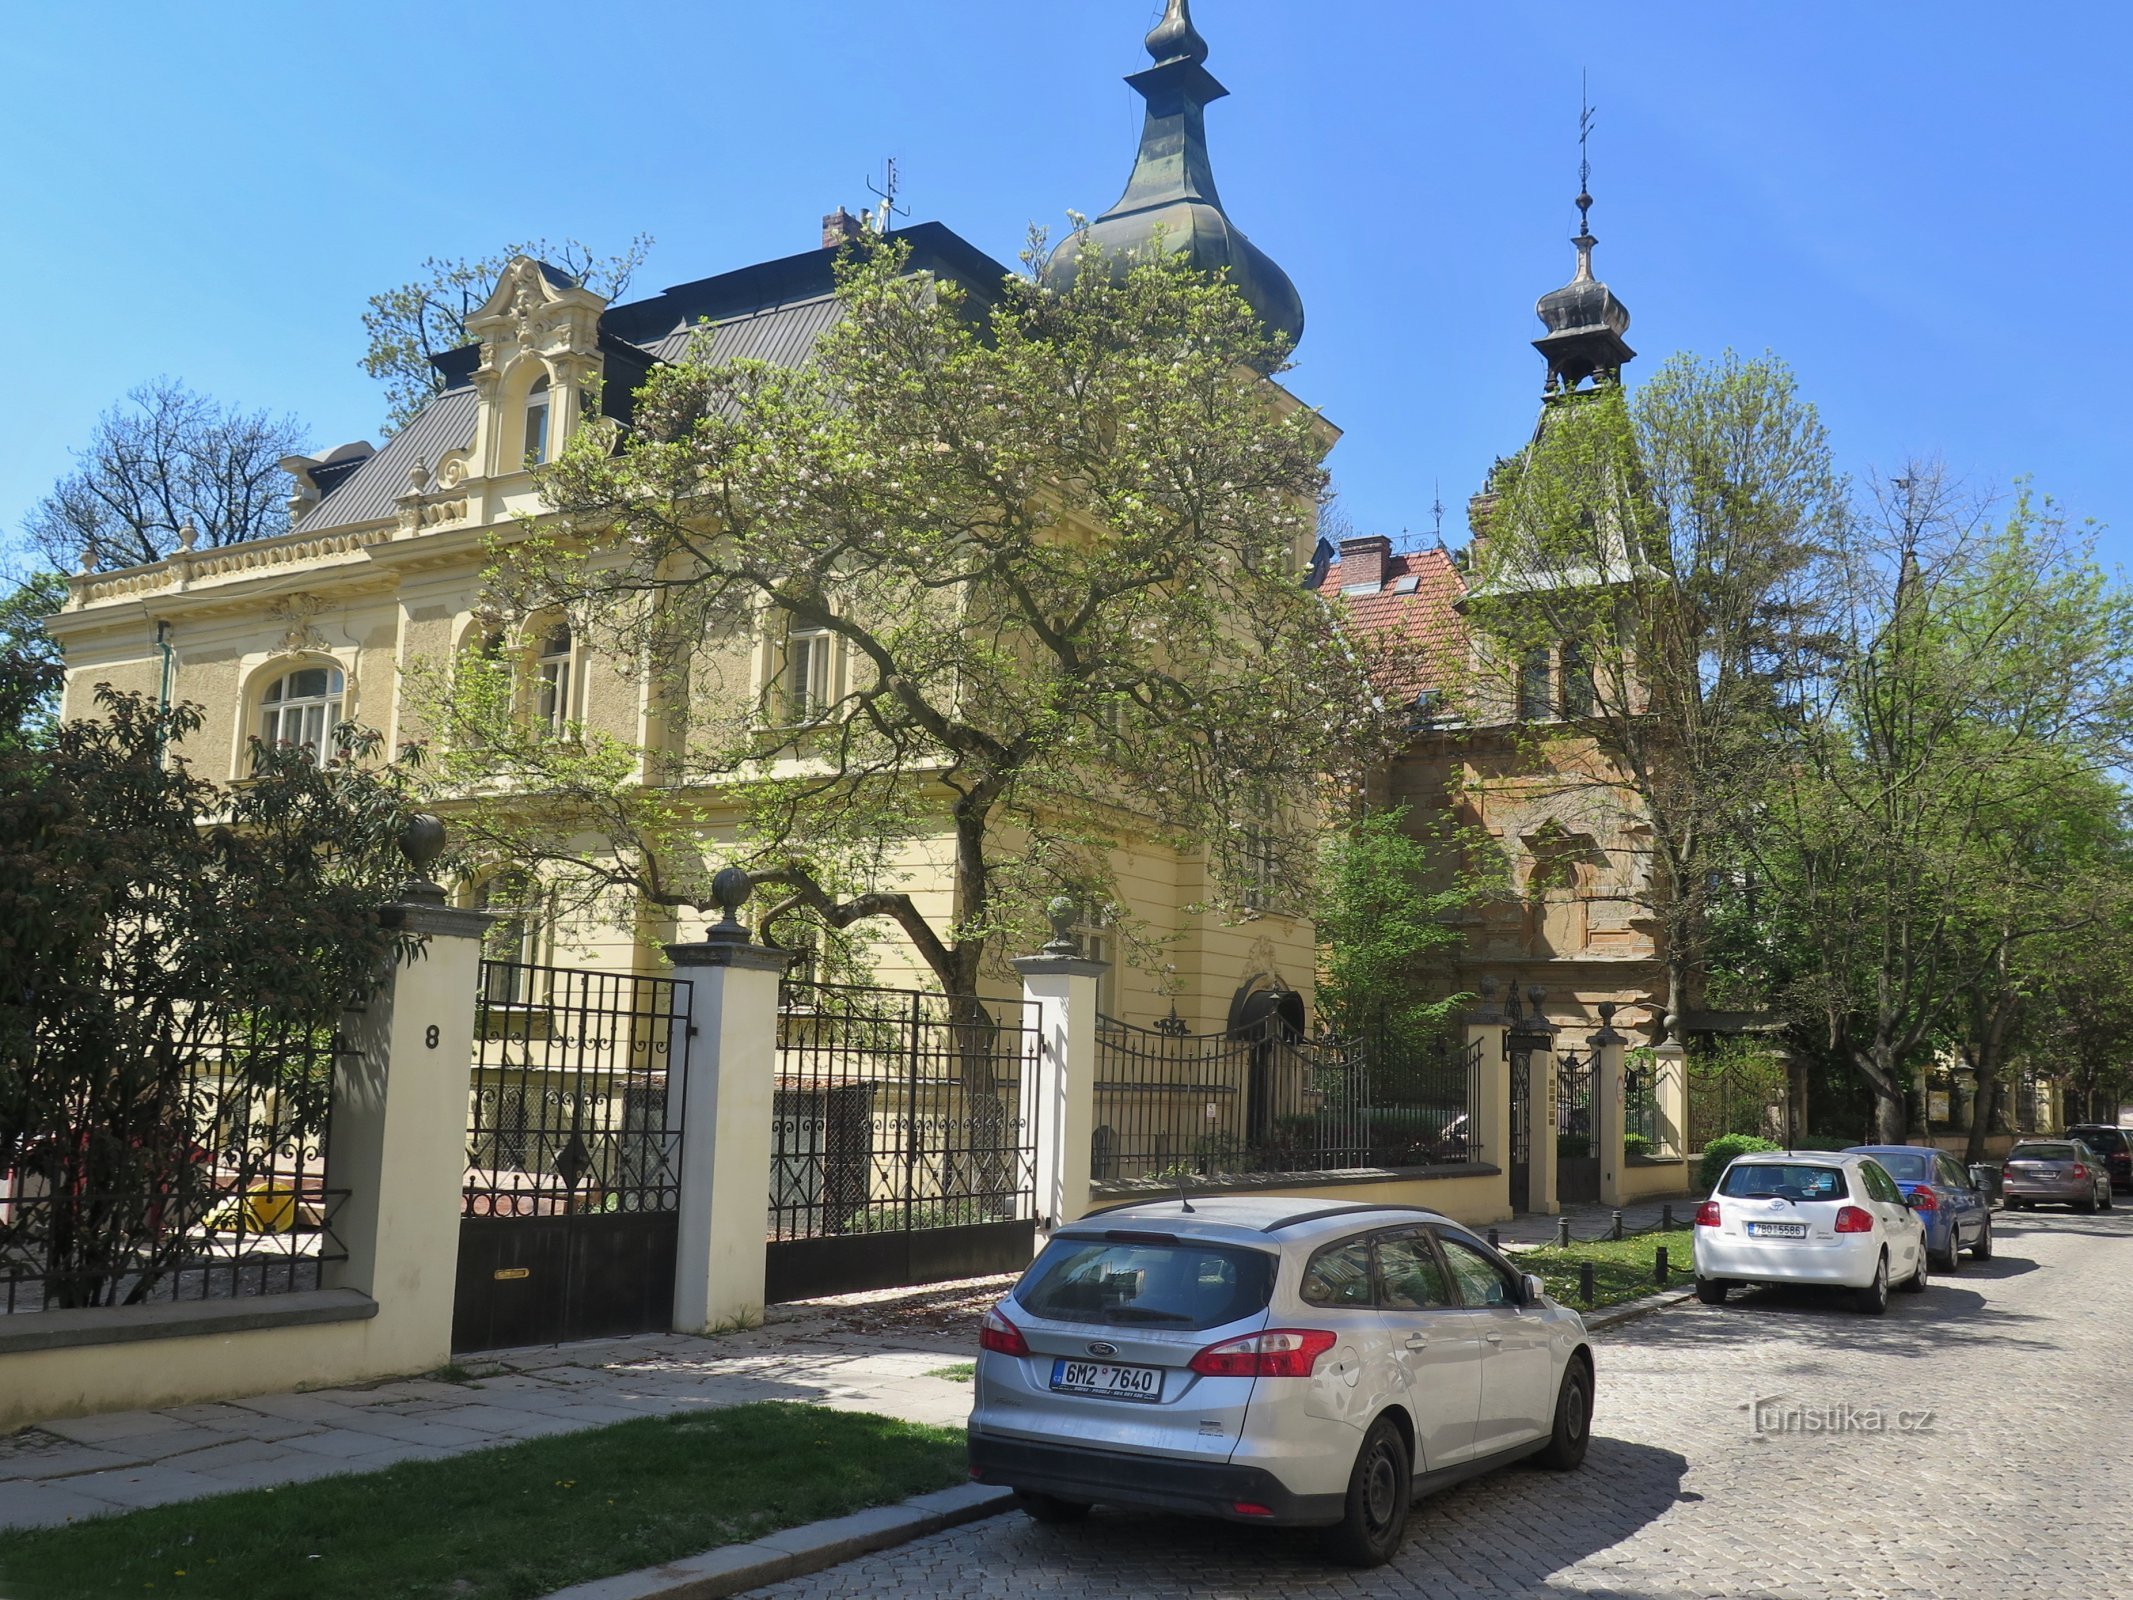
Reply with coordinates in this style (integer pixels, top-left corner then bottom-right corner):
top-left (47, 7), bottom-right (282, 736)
top-left (1321, 1415), bottom-right (1411, 1568)
top-left (1970, 1216), bottom-right (1992, 1259)
top-left (1900, 1247), bottom-right (1928, 1293)
top-left (2102, 1190), bottom-right (2115, 1212)
top-left (1853, 1252), bottom-right (1889, 1315)
top-left (1931, 1230), bottom-right (1959, 1273)
top-left (1535, 1359), bottom-right (1594, 1472)
top-left (2078, 1194), bottom-right (2098, 1214)
top-left (1013, 1491), bottom-right (1092, 1525)
top-left (1695, 1277), bottom-right (1728, 1306)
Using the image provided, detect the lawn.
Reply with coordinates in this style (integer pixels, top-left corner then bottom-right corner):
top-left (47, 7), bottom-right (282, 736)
top-left (0, 1402), bottom-right (965, 1600)
top-left (1512, 1228), bottom-right (1696, 1310)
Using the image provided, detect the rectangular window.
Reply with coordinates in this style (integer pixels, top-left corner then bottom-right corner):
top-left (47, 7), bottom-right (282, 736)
top-left (1559, 641), bottom-right (1595, 718)
top-left (784, 628), bottom-right (832, 722)
top-left (1517, 646), bottom-right (1553, 720)
top-left (1078, 906), bottom-right (1120, 1021)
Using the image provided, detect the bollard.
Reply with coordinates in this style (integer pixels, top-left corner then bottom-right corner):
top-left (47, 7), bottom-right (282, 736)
top-left (1611, 1209), bottom-right (1624, 1241)
top-left (1654, 1245), bottom-right (1669, 1285)
top-left (1557, 1216), bottom-right (1572, 1247)
top-left (1662, 1203), bottom-right (1675, 1231)
top-left (1487, 1227), bottom-right (1499, 1250)
top-left (1579, 1260), bottom-right (1596, 1308)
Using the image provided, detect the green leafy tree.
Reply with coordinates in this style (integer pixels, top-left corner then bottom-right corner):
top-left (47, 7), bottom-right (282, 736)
top-left (0, 690), bottom-right (423, 1307)
top-left (362, 235), bottom-right (652, 432)
top-left (0, 570), bottom-right (67, 751)
top-left (433, 237), bottom-right (1404, 1027)
top-left (1313, 805), bottom-right (1482, 1038)
top-left (1770, 473), bottom-right (2133, 1141)
top-left (1465, 351), bottom-right (1847, 1028)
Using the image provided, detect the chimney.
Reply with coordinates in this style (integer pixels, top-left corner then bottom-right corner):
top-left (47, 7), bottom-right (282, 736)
top-left (1337, 534), bottom-right (1393, 590)
top-left (821, 207), bottom-right (863, 249)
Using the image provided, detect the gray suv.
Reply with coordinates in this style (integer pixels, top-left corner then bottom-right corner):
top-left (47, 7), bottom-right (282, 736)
top-left (967, 1196), bottom-right (1594, 1566)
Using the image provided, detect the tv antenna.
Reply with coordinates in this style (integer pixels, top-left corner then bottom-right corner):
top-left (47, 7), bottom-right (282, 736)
top-left (865, 157), bottom-right (908, 234)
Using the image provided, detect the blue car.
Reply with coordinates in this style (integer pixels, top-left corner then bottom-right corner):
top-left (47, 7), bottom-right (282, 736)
top-left (1846, 1146), bottom-right (1993, 1270)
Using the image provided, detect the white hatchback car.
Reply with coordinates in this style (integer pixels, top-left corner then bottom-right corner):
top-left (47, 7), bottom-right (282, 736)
top-left (1692, 1150), bottom-right (1930, 1314)
top-left (967, 1196), bottom-right (1594, 1566)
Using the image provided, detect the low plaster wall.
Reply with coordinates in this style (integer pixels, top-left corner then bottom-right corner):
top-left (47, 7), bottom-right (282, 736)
top-left (1618, 1156), bottom-right (1694, 1204)
top-left (0, 1289), bottom-right (447, 1431)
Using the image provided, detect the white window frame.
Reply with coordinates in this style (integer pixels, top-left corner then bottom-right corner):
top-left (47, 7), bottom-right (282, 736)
top-left (257, 665), bottom-right (346, 768)
top-left (533, 622), bottom-right (574, 734)
top-left (522, 375), bottom-right (551, 468)
top-left (473, 871), bottom-right (545, 1006)
top-left (783, 627), bottom-right (833, 724)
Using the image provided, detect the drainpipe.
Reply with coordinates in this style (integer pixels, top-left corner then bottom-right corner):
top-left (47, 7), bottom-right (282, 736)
top-left (154, 619), bottom-right (174, 759)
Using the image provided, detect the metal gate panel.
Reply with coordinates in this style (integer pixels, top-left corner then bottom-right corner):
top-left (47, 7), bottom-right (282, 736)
top-left (767, 982), bottom-right (1038, 1301)
top-left (1557, 1048), bottom-right (1599, 1205)
top-left (1509, 1047), bottom-right (1533, 1213)
top-left (454, 962), bottom-right (688, 1351)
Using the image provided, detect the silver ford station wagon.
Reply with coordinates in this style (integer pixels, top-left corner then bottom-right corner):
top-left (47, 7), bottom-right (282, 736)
top-left (967, 1196), bottom-right (1595, 1566)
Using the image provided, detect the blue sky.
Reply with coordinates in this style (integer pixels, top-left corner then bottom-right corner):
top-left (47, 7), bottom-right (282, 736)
top-left (2, 2), bottom-right (2125, 573)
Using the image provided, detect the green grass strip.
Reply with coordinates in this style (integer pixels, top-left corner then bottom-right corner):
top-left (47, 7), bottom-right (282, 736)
top-left (0, 1402), bottom-right (965, 1600)
top-left (1516, 1227), bottom-right (1696, 1309)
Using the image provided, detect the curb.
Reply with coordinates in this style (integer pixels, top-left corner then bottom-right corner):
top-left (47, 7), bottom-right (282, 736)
top-left (1583, 1285), bottom-right (1696, 1331)
top-left (538, 1482), bottom-right (1015, 1600)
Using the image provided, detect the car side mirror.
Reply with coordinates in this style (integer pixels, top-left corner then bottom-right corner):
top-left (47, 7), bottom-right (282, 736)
top-left (1521, 1272), bottom-right (1547, 1306)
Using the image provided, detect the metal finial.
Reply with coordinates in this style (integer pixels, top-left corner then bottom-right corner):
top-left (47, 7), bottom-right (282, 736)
top-left (1596, 1001), bottom-right (1616, 1026)
top-left (708, 867), bottom-right (753, 939)
top-left (397, 813), bottom-right (447, 904)
top-left (1145, 0), bottom-right (1210, 65)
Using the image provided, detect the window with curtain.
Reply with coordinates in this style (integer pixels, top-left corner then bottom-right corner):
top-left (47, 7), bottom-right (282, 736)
top-left (522, 375), bottom-right (551, 467)
top-left (783, 627), bottom-right (832, 722)
top-left (258, 665), bottom-right (345, 766)
top-left (534, 622), bottom-right (573, 733)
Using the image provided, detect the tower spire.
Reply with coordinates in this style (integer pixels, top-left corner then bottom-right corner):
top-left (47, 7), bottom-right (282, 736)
top-left (1039, 0), bottom-right (1304, 348)
top-left (1531, 76), bottom-right (1633, 395)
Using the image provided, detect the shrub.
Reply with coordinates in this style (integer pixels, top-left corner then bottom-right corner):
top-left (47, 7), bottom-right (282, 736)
top-left (1698, 1133), bottom-right (1781, 1193)
top-left (1556, 1133), bottom-right (1592, 1160)
top-left (1623, 1132), bottom-right (1653, 1158)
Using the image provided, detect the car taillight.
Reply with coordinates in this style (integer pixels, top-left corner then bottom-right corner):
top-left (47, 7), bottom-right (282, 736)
top-left (1189, 1329), bottom-right (1338, 1378)
top-left (1834, 1206), bottom-right (1874, 1233)
top-left (1909, 1188), bottom-right (1938, 1211)
top-left (2072, 1165), bottom-right (2089, 1181)
top-left (979, 1304), bottom-right (1030, 1357)
top-left (1694, 1200), bottom-right (1722, 1227)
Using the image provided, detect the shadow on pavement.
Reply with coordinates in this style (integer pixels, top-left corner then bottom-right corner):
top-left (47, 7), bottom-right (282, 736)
top-left (988, 1439), bottom-right (1688, 1597)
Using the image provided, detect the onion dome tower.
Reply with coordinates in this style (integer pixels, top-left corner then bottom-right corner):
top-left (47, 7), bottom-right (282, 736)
top-left (1041, 0), bottom-right (1305, 349)
top-left (1533, 185), bottom-right (1634, 395)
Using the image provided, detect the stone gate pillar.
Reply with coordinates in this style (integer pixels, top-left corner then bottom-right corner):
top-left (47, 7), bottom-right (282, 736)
top-left (1015, 900), bottom-right (1106, 1239)
top-left (1594, 1003), bottom-right (1627, 1206)
top-left (667, 869), bottom-right (789, 1334)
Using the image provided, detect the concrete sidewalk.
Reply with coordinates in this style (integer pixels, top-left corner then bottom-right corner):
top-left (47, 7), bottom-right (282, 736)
top-left (0, 1288), bottom-right (996, 1533)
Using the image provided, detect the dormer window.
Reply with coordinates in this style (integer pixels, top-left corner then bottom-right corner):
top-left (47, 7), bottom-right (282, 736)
top-left (534, 622), bottom-right (573, 734)
top-left (259, 666), bottom-right (345, 767)
top-left (522, 375), bottom-right (551, 467)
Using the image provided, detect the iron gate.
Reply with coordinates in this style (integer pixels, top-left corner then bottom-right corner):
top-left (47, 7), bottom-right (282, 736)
top-left (767, 981), bottom-right (1039, 1302)
top-left (1556, 1048), bottom-right (1599, 1204)
top-left (1509, 1046), bottom-right (1533, 1212)
top-left (453, 962), bottom-right (688, 1351)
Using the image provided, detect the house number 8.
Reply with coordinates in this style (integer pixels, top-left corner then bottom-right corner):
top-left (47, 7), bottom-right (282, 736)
top-left (425, 1025), bottom-right (440, 1049)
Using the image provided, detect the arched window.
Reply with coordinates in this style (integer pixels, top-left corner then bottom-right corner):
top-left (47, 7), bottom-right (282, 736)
top-left (534, 622), bottom-right (573, 734)
top-left (258, 665), bottom-right (345, 766)
top-left (522, 375), bottom-right (551, 467)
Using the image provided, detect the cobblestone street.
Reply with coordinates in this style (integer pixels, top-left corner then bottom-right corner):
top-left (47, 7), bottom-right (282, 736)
top-left (754, 1206), bottom-right (2133, 1600)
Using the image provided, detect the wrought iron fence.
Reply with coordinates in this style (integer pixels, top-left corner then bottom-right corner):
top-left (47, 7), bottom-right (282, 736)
top-left (464, 963), bottom-right (687, 1220)
top-left (1, 1006), bottom-right (351, 1314)
top-left (770, 981), bottom-right (1039, 1240)
top-left (1091, 1022), bottom-right (1480, 1185)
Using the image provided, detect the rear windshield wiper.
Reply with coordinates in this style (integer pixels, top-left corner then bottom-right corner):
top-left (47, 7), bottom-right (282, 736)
top-left (1101, 1306), bottom-right (1194, 1324)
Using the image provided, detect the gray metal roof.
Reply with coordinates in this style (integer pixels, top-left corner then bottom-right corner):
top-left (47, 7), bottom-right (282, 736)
top-left (641, 293), bottom-right (844, 368)
top-left (294, 388), bottom-right (477, 535)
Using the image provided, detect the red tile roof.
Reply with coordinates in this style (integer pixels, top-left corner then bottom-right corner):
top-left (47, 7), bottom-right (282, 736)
top-left (1312, 544), bottom-right (1469, 696)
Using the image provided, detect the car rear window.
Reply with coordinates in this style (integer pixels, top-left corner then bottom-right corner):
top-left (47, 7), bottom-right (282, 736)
top-left (1719, 1163), bottom-right (1849, 1201)
top-left (1016, 1237), bottom-right (1277, 1330)
top-left (2010, 1145), bottom-right (2073, 1162)
top-left (2070, 1129), bottom-right (2127, 1153)
top-left (1868, 1151), bottom-right (1935, 1183)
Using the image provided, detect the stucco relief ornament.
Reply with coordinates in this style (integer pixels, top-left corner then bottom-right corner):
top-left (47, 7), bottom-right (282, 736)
top-left (269, 593), bottom-right (328, 655)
